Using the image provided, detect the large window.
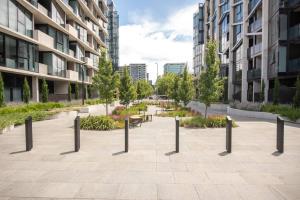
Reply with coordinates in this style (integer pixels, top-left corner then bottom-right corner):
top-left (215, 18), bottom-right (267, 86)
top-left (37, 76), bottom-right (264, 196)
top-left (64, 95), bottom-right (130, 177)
top-left (0, 34), bottom-right (4, 65)
top-left (234, 4), bottom-right (243, 23)
top-left (41, 53), bottom-right (66, 77)
top-left (18, 41), bottom-right (28, 70)
top-left (5, 36), bottom-right (17, 68)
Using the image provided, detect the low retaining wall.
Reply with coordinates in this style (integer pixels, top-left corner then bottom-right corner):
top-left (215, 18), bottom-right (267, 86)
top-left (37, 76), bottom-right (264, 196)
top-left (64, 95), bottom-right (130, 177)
top-left (187, 101), bottom-right (228, 113)
top-left (227, 107), bottom-right (278, 120)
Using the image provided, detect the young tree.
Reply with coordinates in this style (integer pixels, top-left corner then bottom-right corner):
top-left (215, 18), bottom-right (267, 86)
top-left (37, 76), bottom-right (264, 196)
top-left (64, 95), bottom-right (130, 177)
top-left (23, 77), bottom-right (30, 104)
top-left (68, 83), bottom-right (72, 102)
top-left (156, 73), bottom-right (176, 98)
top-left (92, 50), bottom-right (119, 115)
top-left (0, 72), bottom-right (4, 107)
top-left (294, 76), bottom-right (300, 108)
top-left (172, 75), bottom-right (180, 106)
top-left (119, 67), bottom-right (136, 107)
top-left (41, 78), bottom-right (49, 103)
top-left (273, 78), bottom-right (280, 105)
top-left (136, 80), bottom-right (153, 101)
top-left (75, 83), bottom-right (79, 100)
top-left (179, 67), bottom-right (195, 106)
top-left (199, 40), bottom-right (223, 118)
top-left (260, 80), bottom-right (265, 103)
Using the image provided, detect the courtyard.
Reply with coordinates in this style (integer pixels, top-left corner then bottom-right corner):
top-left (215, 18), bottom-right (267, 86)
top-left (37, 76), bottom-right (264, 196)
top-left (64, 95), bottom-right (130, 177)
top-left (0, 106), bottom-right (299, 200)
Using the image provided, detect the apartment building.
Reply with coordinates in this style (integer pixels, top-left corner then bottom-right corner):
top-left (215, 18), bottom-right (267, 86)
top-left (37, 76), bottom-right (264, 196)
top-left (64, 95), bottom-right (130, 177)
top-left (199, 0), bottom-right (300, 103)
top-left (163, 63), bottom-right (187, 75)
top-left (118, 64), bottom-right (147, 82)
top-left (193, 3), bottom-right (205, 76)
top-left (107, 0), bottom-right (119, 71)
top-left (0, 0), bottom-right (108, 102)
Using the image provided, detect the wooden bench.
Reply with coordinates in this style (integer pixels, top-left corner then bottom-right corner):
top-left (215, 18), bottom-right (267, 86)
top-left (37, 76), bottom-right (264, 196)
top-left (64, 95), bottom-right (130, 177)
top-left (129, 115), bottom-right (143, 128)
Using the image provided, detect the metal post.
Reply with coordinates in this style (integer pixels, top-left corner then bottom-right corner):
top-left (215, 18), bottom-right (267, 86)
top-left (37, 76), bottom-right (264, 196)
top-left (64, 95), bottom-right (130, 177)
top-left (226, 116), bottom-right (232, 153)
top-left (175, 116), bottom-right (179, 153)
top-left (74, 116), bottom-right (80, 152)
top-left (25, 116), bottom-right (33, 151)
top-left (81, 66), bottom-right (85, 106)
top-left (277, 116), bottom-right (284, 153)
top-left (125, 118), bottom-right (129, 152)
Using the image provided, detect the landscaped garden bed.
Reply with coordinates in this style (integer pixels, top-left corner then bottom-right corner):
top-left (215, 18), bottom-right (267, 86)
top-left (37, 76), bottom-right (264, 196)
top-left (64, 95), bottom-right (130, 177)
top-left (180, 115), bottom-right (237, 128)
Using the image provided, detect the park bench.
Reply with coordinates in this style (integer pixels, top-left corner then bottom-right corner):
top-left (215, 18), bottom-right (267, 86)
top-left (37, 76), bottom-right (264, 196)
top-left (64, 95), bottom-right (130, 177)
top-left (129, 115), bottom-right (143, 128)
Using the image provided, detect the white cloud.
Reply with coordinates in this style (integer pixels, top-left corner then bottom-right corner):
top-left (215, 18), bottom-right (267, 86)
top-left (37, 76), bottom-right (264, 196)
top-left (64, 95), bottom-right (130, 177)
top-left (119, 4), bottom-right (198, 83)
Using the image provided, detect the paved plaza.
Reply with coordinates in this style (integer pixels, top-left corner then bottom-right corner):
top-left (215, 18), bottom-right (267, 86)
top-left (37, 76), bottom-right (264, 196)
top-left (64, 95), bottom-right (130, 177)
top-left (0, 106), bottom-right (300, 199)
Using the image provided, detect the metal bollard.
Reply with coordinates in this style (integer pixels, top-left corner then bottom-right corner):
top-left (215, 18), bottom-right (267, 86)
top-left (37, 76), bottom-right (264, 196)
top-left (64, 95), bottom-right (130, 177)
top-left (125, 117), bottom-right (129, 152)
top-left (25, 116), bottom-right (33, 151)
top-left (74, 116), bottom-right (80, 152)
top-left (226, 116), bottom-right (232, 153)
top-left (277, 116), bottom-right (284, 153)
top-left (175, 116), bottom-right (179, 153)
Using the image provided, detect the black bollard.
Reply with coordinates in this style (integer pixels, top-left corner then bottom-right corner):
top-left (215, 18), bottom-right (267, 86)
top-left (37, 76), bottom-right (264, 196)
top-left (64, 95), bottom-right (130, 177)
top-left (25, 116), bottom-right (33, 151)
top-left (277, 116), bottom-right (284, 153)
top-left (226, 116), bottom-right (232, 153)
top-left (175, 116), bottom-right (179, 153)
top-left (125, 117), bottom-right (129, 152)
top-left (74, 116), bottom-right (80, 152)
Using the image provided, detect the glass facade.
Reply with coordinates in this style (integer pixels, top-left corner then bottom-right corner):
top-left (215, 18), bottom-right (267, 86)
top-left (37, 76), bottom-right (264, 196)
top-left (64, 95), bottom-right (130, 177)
top-left (0, 32), bottom-right (38, 72)
top-left (40, 52), bottom-right (66, 77)
top-left (0, 0), bottom-right (33, 37)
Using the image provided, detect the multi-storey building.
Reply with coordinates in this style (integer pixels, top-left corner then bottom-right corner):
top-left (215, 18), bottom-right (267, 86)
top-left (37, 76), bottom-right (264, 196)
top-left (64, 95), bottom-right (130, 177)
top-left (107, 0), bottom-right (119, 71)
top-left (199, 0), bottom-right (300, 103)
top-left (118, 64), bottom-right (147, 82)
top-left (0, 0), bottom-right (108, 102)
top-left (193, 3), bottom-right (205, 76)
top-left (163, 63), bottom-right (187, 75)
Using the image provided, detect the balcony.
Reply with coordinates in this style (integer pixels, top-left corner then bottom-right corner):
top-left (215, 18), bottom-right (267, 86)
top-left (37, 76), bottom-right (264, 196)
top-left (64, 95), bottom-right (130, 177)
top-left (33, 30), bottom-right (54, 49)
top-left (66, 24), bottom-right (78, 38)
top-left (247, 68), bottom-right (261, 81)
top-left (66, 70), bottom-right (79, 81)
top-left (69, 49), bottom-right (75, 57)
top-left (288, 24), bottom-right (300, 40)
top-left (39, 63), bottom-right (48, 75)
top-left (248, 19), bottom-right (262, 33)
top-left (84, 57), bottom-right (94, 67)
top-left (248, 0), bottom-right (262, 14)
top-left (247, 43), bottom-right (262, 58)
top-left (37, 3), bottom-right (49, 17)
top-left (288, 58), bottom-right (300, 72)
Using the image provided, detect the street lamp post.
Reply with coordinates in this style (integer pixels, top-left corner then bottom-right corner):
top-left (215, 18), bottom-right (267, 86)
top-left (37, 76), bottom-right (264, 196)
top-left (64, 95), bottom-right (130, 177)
top-left (155, 63), bottom-right (158, 96)
top-left (81, 64), bottom-right (86, 106)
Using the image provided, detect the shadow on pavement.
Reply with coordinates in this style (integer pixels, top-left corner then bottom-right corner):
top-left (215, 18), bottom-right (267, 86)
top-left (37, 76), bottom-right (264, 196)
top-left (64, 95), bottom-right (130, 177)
top-left (165, 151), bottom-right (177, 156)
top-left (10, 150), bottom-right (27, 155)
top-left (60, 150), bottom-right (76, 155)
top-left (218, 151), bottom-right (230, 156)
top-left (272, 151), bottom-right (283, 156)
top-left (112, 151), bottom-right (126, 156)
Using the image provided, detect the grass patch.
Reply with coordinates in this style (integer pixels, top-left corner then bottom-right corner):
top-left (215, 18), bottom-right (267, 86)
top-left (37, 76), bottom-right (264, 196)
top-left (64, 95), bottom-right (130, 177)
top-left (261, 104), bottom-right (300, 121)
top-left (84, 99), bottom-right (106, 105)
top-left (157, 107), bottom-right (198, 118)
top-left (180, 115), bottom-right (237, 128)
top-left (112, 103), bottom-right (148, 116)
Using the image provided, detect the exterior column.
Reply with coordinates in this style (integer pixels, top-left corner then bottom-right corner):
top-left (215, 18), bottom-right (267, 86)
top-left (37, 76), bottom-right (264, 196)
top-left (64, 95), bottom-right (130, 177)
top-left (32, 76), bottom-right (39, 102)
top-left (241, 0), bottom-right (249, 103)
top-left (228, 0), bottom-right (234, 101)
top-left (262, 0), bottom-right (269, 103)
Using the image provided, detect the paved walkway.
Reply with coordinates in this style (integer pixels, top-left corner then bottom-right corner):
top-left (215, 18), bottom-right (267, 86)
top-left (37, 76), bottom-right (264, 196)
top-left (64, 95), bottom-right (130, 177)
top-left (0, 106), bottom-right (299, 199)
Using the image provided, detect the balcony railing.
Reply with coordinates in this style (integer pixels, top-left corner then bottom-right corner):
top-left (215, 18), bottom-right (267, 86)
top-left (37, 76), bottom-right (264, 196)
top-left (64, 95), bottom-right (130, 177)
top-left (288, 0), bottom-right (300, 7)
top-left (288, 58), bottom-right (300, 72)
top-left (248, 0), bottom-right (261, 14)
top-left (247, 68), bottom-right (261, 80)
top-left (288, 23), bottom-right (300, 40)
top-left (248, 43), bottom-right (262, 58)
top-left (248, 19), bottom-right (262, 33)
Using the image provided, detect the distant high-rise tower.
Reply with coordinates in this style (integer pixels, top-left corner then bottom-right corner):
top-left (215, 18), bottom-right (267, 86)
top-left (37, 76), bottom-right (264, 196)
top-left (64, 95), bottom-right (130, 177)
top-left (107, 0), bottom-right (119, 71)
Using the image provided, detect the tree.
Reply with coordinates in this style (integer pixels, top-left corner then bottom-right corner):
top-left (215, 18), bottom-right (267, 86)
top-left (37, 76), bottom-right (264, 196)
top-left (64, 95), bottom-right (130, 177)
top-left (75, 83), bottom-right (79, 100)
top-left (0, 72), bottom-right (4, 107)
top-left (119, 67), bottom-right (136, 107)
top-left (68, 83), bottom-right (72, 102)
top-left (156, 73), bottom-right (176, 98)
top-left (41, 78), bottom-right (49, 103)
top-left (23, 77), bottom-right (30, 104)
top-left (294, 76), bottom-right (300, 108)
top-left (179, 67), bottom-right (195, 106)
top-left (136, 80), bottom-right (153, 101)
top-left (260, 80), bottom-right (265, 102)
top-left (198, 40), bottom-right (223, 118)
top-left (171, 75), bottom-right (180, 106)
top-left (92, 50), bottom-right (119, 115)
top-left (273, 78), bottom-right (280, 105)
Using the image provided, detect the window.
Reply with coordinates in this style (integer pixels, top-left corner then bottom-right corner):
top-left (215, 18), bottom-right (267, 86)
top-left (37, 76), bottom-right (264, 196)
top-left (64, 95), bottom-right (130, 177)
top-left (56, 31), bottom-right (63, 52)
top-left (5, 36), bottom-right (17, 68)
top-left (18, 41), bottom-right (28, 70)
top-left (0, 34), bottom-right (4, 65)
top-left (8, 0), bottom-right (18, 31)
top-left (0, 0), bottom-right (8, 26)
top-left (17, 6), bottom-right (26, 35)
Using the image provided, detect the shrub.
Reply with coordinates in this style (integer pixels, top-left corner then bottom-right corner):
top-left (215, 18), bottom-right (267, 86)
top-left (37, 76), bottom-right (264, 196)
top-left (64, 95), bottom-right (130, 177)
top-left (75, 83), bottom-right (79, 100)
top-left (0, 72), bottom-right (4, 107)
top-left (41, 79), bottom-right (49, 103)
top-left (261, 104), bottom-right (300, 121)
top-left (273, 78), bottom-right (280, 105)
top-left (180, 115), bottom-right (237, 128)
top-left (294, 76), bottom-right (300, 108)
top-left (85, 99), bottom-right (105, 105)
top-left (80, 115), bottom-right (116, 131)
top-left (157, 107), bottom-right (198, 118)
top-left (23, 78), bottom-right (30, 104)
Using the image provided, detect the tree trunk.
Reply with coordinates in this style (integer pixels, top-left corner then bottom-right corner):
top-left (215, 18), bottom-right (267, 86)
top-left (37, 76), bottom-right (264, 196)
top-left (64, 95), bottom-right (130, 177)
top-left (205, 105), bottom-right (208, 119)
top-left (105, 99), bottom-right (108, 116)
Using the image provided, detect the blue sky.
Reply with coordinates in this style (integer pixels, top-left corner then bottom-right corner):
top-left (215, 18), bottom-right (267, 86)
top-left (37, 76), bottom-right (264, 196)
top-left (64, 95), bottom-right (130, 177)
top-left (114, 0), bottom-right (202, 82)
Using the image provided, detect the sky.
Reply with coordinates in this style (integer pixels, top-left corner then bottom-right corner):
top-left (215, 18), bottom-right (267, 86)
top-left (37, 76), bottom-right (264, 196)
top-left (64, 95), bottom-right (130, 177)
top-left (114, 0), bottom-right (203, 83)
